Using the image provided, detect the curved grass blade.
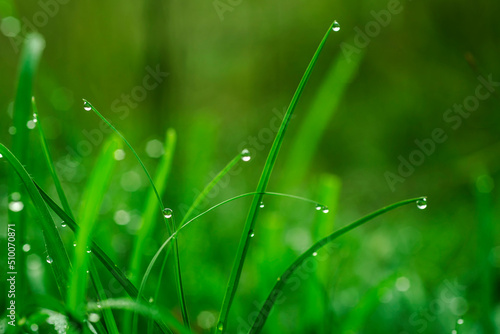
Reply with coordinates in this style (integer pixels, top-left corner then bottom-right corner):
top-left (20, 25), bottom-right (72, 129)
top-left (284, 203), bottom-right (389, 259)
top-left (35, 183), bottom-right (171, 334)
top-left (87, 299), bottom-right (192, 334)
top-left (248, 197), bottom-right (427, 333)
top-left (33, 97), bottom-right (119, 333)
top-left (9, 32), bottom-right (45, 315)
top-left (138, 152), bottom-right (243, 333)
top-left (137, 191), bottom-right (327, 312)
top-left (0, 144), bottom-right (70, 299)
top-left (282, 49), bottom-right (364, 184)
top-left (130, 128), bottom-right (177, 285)
top-left (82, 99), bottom-right (190, 328)
top-left (67, 135), bottom-right (119, 320)
top-left (217, 20), bottom-right (338, 333)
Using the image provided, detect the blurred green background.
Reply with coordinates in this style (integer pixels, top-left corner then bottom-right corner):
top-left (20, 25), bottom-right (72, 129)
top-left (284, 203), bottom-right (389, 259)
top-left (1, 0), bottom-right (499, 333)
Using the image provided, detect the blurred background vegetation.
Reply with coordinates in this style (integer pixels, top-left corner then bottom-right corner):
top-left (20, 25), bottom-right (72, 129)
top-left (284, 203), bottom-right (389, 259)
top-left (1, 0), bottom-right (499, 333)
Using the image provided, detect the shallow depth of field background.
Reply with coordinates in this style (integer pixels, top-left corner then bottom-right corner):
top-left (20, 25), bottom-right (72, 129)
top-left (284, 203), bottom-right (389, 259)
top-left (1, 0), bottom-right (500, 333)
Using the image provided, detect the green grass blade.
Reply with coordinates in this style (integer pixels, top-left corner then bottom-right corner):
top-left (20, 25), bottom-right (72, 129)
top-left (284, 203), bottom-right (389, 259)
top-left (9, 32), bottom-right (45, 316)
top-left (33, 97), bottom-right (119, 333)
top-left (82, 99), bottom-right (190, 327)
top-left (36, 183), bottom-right (171, 333)
top-left (248, 196), bottom-right (427, 333)
top-left (138, 191), bottom-right (326, 313)
top-left (130, 128), bottom-right (177, 285)
top-left (67, 135), bottom-right (119, 320)
top-left (87, 299), bottom-right (191, 334)
top-left (217, 21), bottom-right (338, 332)
top-left (474, 173), bottom-right (495, 333)
top-left (32, 97), bottom-right (74, 219)
top-left (0, 144), bottom-right (70, 299)
top-left (282, 50), bottom-right (364, 184)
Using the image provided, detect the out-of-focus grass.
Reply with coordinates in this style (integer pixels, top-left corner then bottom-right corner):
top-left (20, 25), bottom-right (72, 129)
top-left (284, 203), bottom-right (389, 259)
top-left (1, 1), bottom-right (500, 333)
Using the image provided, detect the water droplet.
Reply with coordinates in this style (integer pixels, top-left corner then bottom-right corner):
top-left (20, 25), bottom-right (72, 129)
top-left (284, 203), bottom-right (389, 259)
top-left (0, 153), bottom-right (3, 158)
top-left (416, 198), bottom-right (427, 210)
top-left (11, 192), bottom-right (21, 201)
top-left (30, 323), bottom-right (39, 331)
top-left (149, 297), bottom-right (154, 303)
top-left (451, 330), bottom-right (457, 334)
top-left (8, 126), bottom-right (16, 135)
top-left (259, 201), bottom-right (264, 208)
top-left (332, 20), bottom-right (340, 32)
top-left (163, 208), bottom-right (173, 218)
top-left (277, 277), bottom-right (281, 281)
top-left (22, 244), bottom-right (31, 252)
top-left (86, 249), bottom-right (92, 253)
top-left (83, 100), bottom-right (92, 111)
top-left (216, 322), bottom-right (224, 332)
top-left (457, 319), bottom-right (464, 325)
top-left (97, 303), bottom-right (102, 308)
top-left (315, 204), bottom-right (329, 213)
top-left (61, 221), bottom-right (67, 227)
top-left (241, 148), bottom-right (251, 162)
top-left (312, 252), bottom-right (318, 257)
top-left (88, 313), bottom-right (100, 323)
top-left (249, 230), bottom-right (255, 238)
top-left (46, 256), bottom-right (53, 264)
top-left (8, 201), bottom-right (24, 212)
top-left (73, 242), bottom-right (77, 247)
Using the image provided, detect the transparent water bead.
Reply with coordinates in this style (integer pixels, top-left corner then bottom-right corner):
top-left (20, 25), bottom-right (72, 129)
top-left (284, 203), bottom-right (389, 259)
top-left (315, 204), bottom-right (329, 213)
top-left (61, 221), bottom-right (67, 227)
top-left (312, 252), bottom-right (318, 257)
top-left (86, 249), bottom-right (92, 253)
top-left (249, 230), bottom-right (255, 238)
top-left (83, 100), bottom-right (92, 111)
top-left (46, 256), bottom-right (53, 264)
top-left (0, 153), bottom-right (3, 158)
top-left (163, 208), bottom-right (173, 218)
top-left (216, 322), bottom-right (224, 332)
top-left (332, 20), bottom-right (340, 32)
top-left (23, 244), bottom-right (31, 252)
top-left (416, 198), bottom-right (427, 210)
top-left (241, 148), bottom-right (251, 162)
top-left (259, 201), bottom-right (265, 208)
top-left (457, 319), bottom-right (464, 325)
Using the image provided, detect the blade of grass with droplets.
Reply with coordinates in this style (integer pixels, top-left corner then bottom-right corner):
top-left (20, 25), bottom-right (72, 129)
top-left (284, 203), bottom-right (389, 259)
top-left (130, 128), bottom-right (177, 285)
top-left (135, 152), bottom-right (243, 333)
top-left (82, 99), bottom-right (190, 328)
top-left (248, 197), bottom-right (427, 334)
top-left (137, 191), bottom-right (327, 315)
top-left (127, 129), bottom-right (176, 334)
top-left (216, 21), bottom-right (338, 333)
top-left (35, 183), bottom-right (171, 334)
top-left (281, 49), bottom-right (364, 184)
top-left (9, 32), bottom-right (45, 315)
top-left (0, 144), bottom-right (70, 299)
top-left (66, 135), bottom-right (119, 320)
top-left (33, 97), bottom-right (119, 333)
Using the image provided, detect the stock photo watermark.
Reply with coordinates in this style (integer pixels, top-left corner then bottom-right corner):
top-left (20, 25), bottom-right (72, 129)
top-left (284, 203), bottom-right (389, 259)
top-left (212, 0), bottom-right (243, 21)
top-left (2, 0), bottom-right (70, 53)
top-left (384, 74), bottom-right (500, 191)
top-left (177, 107), bottom-right (292, 217)
top-left (56, 65), bottom-right (169, 180)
